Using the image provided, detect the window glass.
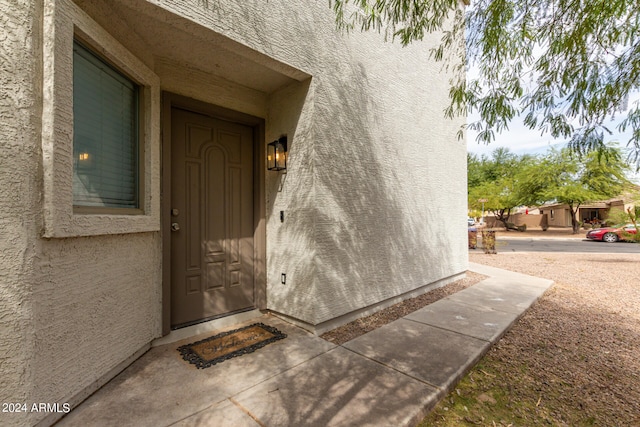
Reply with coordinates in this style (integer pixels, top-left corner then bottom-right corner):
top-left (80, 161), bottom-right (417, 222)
top-left (73, 40), bottom-right (139, 209)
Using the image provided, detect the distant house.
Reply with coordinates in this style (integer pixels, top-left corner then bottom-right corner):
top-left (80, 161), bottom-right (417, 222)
top-left (1, 1), bottom-right (467, 425)
top-left (539, 193), bottom-right (638, 227)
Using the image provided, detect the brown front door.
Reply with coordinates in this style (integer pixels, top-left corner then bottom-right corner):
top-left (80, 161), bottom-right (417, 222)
top-left (170, 107), bottom-right (255, 328)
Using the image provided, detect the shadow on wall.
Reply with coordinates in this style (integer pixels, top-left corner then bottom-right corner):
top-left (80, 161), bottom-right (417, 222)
top-left (271, 59), bottom-right (462, 325)
top-left (264, 77), bottom-right (318, 322)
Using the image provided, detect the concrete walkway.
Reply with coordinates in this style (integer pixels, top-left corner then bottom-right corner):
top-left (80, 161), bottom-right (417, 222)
top-left (57, 263), bottom-right (553, 427)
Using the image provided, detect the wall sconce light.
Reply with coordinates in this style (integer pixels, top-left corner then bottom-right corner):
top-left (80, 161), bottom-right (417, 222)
top-left (78, 152), bottom-right (90, 161)
top-left (267, 136), bottom-right (287, 171)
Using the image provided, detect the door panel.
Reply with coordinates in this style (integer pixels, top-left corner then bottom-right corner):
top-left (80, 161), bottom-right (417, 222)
top-left (171, 107), bottom-right (254, 327)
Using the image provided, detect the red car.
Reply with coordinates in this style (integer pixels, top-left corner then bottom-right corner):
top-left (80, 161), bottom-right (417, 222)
top-left (586, 224), bottom-right (638, 243)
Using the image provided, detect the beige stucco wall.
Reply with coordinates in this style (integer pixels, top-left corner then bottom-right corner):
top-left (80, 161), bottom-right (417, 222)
top-left (77, 0), bottom-right (468, 326)
top-left (248, 3), bottom-right (469, 326)
top-left (1, 1), bottom-right (466, 425)
top-left (167, 0), bottom-right (468, 324)
top-left (541, 208), bottom-right (572, 227)
top-left (2, 1), bottom-right (164, 426)
top-left (0, 1), bottom-right (40, 426)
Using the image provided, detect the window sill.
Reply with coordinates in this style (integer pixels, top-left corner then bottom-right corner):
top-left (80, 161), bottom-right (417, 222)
top-left (44, 212), bottom-right (160, 238)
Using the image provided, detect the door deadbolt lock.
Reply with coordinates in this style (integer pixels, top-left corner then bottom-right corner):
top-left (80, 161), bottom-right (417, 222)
top-left (171, 222), bottom-right (180, 232)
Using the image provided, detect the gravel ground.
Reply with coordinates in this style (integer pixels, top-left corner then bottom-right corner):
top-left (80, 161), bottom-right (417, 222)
top-left (320, 272), bottom-right (487, 346)
top-left (463, 251), bottom-right (640, 426)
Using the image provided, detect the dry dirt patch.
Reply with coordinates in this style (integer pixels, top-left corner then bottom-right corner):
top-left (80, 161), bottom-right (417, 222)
top-left (420, 252), bottom-right (640, 426)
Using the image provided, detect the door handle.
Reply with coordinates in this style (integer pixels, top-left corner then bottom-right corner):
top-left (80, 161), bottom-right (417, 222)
top-left (171, 222), bottom-right (180, 232)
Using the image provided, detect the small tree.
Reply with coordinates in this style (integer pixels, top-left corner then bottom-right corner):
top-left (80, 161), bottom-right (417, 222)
top-left (524, 147), bottom-right (631, 233)
top-left (468, 148), bottom-right (536, 229)
top-left (468, 181), bottom-right (517, 228)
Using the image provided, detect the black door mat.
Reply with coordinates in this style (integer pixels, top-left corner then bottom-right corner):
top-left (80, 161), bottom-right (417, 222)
top-left (178, 323), bottom-right (287, 369)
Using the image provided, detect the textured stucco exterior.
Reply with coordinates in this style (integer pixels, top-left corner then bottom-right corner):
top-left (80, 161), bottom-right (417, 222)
top-left (1, 0), bottom-right (466, 425)
top-left (1, 1), bottom-right (40, 425)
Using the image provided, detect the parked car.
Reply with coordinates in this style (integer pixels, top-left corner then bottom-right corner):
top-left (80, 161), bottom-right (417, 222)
top-left (467, 217), bottom-right (475, 226)
top-left (586, 223), bottom-right (638, 242)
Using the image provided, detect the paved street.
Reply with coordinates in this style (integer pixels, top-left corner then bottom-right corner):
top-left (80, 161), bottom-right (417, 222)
top-left (474, 237), bottom-right (640, 253)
